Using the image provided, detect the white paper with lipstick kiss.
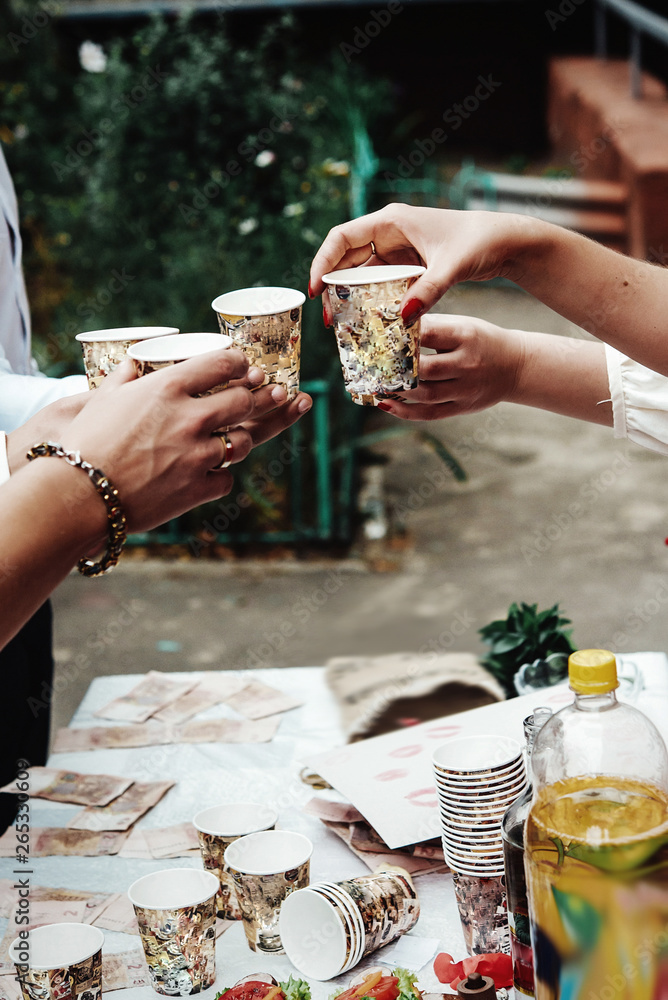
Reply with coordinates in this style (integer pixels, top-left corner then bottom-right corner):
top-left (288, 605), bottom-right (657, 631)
top-left (308, 652), bottom-right (668, 849)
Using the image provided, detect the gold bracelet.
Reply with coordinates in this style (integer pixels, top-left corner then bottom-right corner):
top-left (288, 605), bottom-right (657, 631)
top-left (26, 441), bottom-right (128, 577)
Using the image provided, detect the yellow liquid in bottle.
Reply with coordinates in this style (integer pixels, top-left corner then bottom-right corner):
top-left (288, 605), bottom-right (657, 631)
top-left (525, 775), bottom-right (668, 1000)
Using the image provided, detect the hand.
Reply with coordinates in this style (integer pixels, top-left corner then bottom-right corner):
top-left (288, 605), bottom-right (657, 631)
top-left (59, 349), bottom-right (259, 533)
top-left (309, 204), bottom-right (539, 324)
top-left (375, 315), bottom-right (524, 420)
top-left (240, 383), bottom-right (313, 447)
top-left (6, 392), bottom-right (89, 475)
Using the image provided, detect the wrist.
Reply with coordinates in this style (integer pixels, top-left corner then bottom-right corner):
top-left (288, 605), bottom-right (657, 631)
top-left (505, 215), bottom-right (555, 287)
top-left (502, 328), bottom-right (530, 406)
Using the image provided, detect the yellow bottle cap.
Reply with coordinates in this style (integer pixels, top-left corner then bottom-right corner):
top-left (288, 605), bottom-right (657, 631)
top-left (568, 649), bottom-right (618, 694)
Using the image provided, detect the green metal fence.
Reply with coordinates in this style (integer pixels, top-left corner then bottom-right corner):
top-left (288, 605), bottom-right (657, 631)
top-left (127, 379), bottom-right (359, 547)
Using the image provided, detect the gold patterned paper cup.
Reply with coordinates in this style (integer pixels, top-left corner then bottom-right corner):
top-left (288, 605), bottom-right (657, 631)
top-left (335, 869), bottom-right (420, 957)
top-left (224, 829), bottom-right (312, 954)
top-left (321, 265), bottom-right (426, 406)
top-left (193, 802), bottom-right (278, 920)
top-left (127, 332), bottom-right (233, 394)
top-left (10, 922), bottom-right (104, 1000)
top-left (76, 326), bottom-right (179, 389)
top-left (211, 287), bottom-right (304, 400)
top-left (127, 867), bottom-right (218, 996)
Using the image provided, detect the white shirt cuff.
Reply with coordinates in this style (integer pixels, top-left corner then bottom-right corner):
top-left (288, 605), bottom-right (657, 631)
top-left (0, 432), bottom-right (10, 486)
top-left (605, 343), bottom-right (668, 456)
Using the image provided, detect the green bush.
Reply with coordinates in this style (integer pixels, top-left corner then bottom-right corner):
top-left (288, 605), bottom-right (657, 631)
top-left (1, 7), bottom-right (391, 539)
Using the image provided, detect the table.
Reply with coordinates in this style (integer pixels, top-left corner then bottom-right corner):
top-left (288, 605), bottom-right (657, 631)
top-left (0, 668), bottom-right (464, 999)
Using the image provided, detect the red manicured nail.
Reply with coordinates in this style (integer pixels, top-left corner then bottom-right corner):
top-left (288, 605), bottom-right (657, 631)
top-left (402, 297), bottom-right (424, 327)
top-left (322, 299), bottom-right (333, 328)
top-left (308, 280), bottom-right (315, 299)
top-left (377, 402), bottom-right (393, 412)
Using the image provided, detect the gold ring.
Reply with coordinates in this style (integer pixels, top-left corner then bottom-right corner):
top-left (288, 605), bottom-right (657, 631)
top-left (211, 431), bottom-right (234, 470)
top-left (370, 240), bottom-right (377, 256)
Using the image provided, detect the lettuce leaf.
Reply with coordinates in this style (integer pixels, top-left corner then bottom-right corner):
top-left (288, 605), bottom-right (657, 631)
top-left (279, 977), bottom-right (312, 1000)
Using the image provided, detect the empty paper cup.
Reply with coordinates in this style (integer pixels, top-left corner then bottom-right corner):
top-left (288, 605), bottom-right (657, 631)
top-left (280, 887), bottom-right (358, 980)
top-left (433, 735), bottom-right (523, 776)
top-left (322, 264), bottom-right (425, 406)
top-left (10, 923), bottom-right (104, 1000)
top-left (336, 869), bottom-right (419, 958)
top-left (224, 830), bottom-right (312, 953)
top-left (193, 802), bottom-right (278, 919)
top-left (212, 286), bottom-right (304, 399)
top-left (76, 326), bottom-right (179, 389)
top-left (128, 867), bottom-right (218, 995)
top-left (128, 332), bottom-right (233, 393)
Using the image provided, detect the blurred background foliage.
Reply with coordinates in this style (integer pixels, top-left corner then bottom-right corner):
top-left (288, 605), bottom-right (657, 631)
top-left (0, 4), bottom-right (393, 542)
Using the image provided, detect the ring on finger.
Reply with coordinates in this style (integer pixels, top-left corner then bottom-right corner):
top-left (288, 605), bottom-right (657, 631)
top-left (370, 240), bottom-right (377, 256)
top-left (211, 431), bottom-right (234, 470)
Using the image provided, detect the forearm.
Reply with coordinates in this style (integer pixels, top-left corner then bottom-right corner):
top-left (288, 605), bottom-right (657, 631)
top-left (514, 221), bottom-right (668, 375)
top-left (509, 332), bottom-right (612, 426)
top-left (0, 460), bottom-right (106, 647)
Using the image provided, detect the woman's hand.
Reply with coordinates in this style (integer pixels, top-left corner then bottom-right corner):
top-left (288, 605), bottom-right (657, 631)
top-left (375, 314), bottom-right (525, 420)
top-left (309, 205), bottom-right (540, 325)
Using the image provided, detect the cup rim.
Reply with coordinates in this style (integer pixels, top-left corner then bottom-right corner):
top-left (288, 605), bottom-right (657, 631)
top-left (432, 734), bottom-right (523, 774)
top-left (279, 887), bottom-right (349, 980)
top-left (434, 757), bottom-right (526, 782)
top-left (193, 803), bottom-right (278, 838)
top-left (75, 327), bottom-right (179, 342)
top-left (128, 867), bottom-right (219, 910)
top-left (224, 830), bottom-right (313, 875)
top-left (322, 265), bottom-right (426, 285)
top-left (128, 332), bottom-right (233, 362)
top-left (10, 923), bottom-right (104, 971)
top-left (435, 780), bottom-right (526, 801)
top-left (211, 286), bottom-right (305, 317)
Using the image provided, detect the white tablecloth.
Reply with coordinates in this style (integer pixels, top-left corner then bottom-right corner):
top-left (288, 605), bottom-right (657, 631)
top-left (0, 668), bottom-right (464, 999)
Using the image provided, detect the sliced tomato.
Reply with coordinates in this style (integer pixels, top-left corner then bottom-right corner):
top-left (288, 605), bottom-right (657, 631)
top-left (218, 983), bottom-right (283, 1000)
top-left (335, 975), bottom-right (400, 1000)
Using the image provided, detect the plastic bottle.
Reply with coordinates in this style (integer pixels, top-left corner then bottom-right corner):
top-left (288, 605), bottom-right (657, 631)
top-left (502, 707), bottom-right (553, 999)
top-left (525, 649), bottom-right (668, 1000)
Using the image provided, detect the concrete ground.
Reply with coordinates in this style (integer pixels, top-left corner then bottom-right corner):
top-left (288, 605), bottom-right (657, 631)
top-left (51, 285), bottom-right (668, 735)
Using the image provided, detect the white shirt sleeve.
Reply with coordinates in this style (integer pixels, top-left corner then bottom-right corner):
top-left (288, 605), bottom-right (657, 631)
top-left (606, 343), bottom-right (668, 456)
top-left (0, 356), bottom-right (87, 433)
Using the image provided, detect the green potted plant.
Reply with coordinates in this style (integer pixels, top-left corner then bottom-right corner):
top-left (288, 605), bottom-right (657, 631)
top-left (479, 602), bottom-right (576, 699)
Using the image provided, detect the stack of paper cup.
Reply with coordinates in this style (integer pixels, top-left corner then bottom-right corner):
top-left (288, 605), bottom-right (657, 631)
top-left (433, 734), bottom-right (526, 955)
top-left (433, 734), bottom-right (526, 875)
top-left (279, 869), bottom-right (419, 981)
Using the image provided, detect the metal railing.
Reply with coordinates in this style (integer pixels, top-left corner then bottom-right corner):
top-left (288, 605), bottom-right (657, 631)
top-left (595, 0), bottom-right (668, 98)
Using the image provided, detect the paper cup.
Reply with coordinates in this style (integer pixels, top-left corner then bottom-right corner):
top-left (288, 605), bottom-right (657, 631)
top-left (452, 871), bottom-right (510, 956)
top-left (76, 326), bottom-right (179, 389)
top-left (311, 882), bottom-right (365, 969)
top-left (193, 803), bottom-right (278, 920)
top-left (322, 265), bottom-right (425, 406)
top-left (280, 888), bottom-right (355, 980)
top-left (336, 869), bottom-right (419, 958)
top-left (212, 286), bottom-right (304, 400)
top-left (128, 868), bottom-right (218, 995)
top-left (433, 735), bottom-right (523, 775)
top-left (128, 332), bottom-right (233, 394)
top-left (225, 830), bottom-right (312, 953)
top-left (10, 923), bottom-right (104, 1000)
